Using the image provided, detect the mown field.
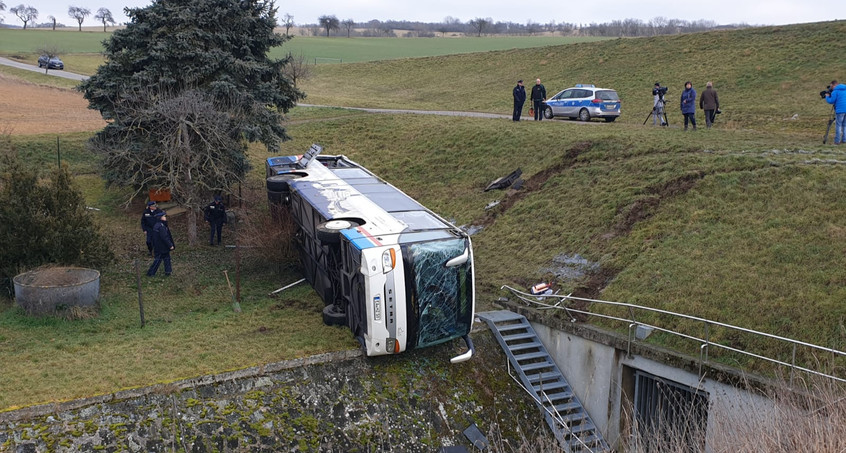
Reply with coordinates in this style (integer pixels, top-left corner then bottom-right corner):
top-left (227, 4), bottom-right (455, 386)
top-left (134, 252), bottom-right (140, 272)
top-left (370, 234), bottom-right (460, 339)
top-left (1, 21), bottom-right (846, 410)
top-left (0, 27), bottom-right (607, 68)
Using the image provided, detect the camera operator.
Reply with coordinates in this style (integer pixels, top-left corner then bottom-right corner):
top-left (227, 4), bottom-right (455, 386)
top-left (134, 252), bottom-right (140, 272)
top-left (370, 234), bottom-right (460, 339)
top-left (823, 79), bottom-right (846, 145)
top-left (652, 82), bottom-right (667, 126)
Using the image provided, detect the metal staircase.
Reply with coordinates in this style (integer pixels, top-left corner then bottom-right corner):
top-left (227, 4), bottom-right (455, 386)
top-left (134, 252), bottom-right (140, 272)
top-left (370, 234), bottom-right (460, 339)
top-left (477, 310), bottom-right (610, 453)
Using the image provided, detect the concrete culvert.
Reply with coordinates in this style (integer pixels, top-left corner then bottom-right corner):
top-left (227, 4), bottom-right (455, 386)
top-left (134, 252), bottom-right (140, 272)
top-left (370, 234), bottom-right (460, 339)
top-left (13, 267), bottom-right (100, 316)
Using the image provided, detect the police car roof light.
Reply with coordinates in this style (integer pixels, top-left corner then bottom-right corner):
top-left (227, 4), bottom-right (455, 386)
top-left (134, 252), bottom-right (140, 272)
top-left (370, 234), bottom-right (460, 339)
top-left (575, 84), bottom-right (595, 88)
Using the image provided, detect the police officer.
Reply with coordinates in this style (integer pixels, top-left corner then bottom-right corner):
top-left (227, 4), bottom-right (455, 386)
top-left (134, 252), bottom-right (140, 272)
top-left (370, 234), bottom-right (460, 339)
top-left (147, 211), bottom-right (175, 277)
top-left (531, 78), bottom-right (547, 121)
top-left (141, 201), bottom-right (163, 256)
top-left (204, 195), bottom-right (227, 246)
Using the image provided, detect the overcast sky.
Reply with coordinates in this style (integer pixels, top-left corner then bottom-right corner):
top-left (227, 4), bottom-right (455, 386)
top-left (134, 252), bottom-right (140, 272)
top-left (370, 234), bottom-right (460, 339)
top-left (7, 0), bottom-right (842, 28)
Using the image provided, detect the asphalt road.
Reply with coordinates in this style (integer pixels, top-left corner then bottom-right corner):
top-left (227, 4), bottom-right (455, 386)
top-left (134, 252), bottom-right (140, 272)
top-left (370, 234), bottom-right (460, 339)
top-left (0, 57), bottom-right (89, 81)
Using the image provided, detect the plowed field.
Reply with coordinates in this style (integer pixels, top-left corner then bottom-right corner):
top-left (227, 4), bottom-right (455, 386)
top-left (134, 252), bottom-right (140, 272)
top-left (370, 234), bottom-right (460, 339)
top-left (0, 75), bottom-right (105, 135)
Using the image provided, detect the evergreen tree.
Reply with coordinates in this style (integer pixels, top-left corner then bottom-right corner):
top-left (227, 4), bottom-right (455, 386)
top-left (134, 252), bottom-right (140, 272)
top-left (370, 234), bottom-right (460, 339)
top-left (78, 0), bottom-right (303, 245)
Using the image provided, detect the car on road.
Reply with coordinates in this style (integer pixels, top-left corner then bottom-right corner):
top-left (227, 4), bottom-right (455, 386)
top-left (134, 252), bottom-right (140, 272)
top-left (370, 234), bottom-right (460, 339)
top-left (542, 84), bottom-right (621, 122)
top-left (37, 55), bottom-right (64, 70)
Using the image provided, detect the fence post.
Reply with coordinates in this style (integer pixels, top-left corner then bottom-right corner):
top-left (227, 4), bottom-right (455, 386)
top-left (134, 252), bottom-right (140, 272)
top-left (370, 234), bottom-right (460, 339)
top-left (134, 259), bottom-right (145, 327)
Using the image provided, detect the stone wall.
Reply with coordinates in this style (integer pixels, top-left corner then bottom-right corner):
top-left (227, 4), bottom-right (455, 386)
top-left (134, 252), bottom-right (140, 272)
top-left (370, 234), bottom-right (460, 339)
top-left (0, 328), bottom-right (541, 452)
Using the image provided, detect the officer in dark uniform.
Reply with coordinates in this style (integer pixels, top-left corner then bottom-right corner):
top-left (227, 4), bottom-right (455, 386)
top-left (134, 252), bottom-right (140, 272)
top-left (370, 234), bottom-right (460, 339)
top-left (204, 195), bottom-right (227, 246)
top-left (141, 201), bottom-right (163, 256)
top-left (147, 211), bottom-right (175, 276)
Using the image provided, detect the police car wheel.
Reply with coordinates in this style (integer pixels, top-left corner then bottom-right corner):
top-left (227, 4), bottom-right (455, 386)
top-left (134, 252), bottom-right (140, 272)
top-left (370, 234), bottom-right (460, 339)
top-left (317, 220), bottom-right (360, 245)
top-left (322, 304), bottom-right (347, 326)
top-left (578, 109), bottom-right (590, 122)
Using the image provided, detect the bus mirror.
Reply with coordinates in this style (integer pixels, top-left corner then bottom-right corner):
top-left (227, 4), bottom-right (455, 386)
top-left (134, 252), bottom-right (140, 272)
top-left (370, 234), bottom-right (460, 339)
top-left (449, 334), bottom-right (475, 364)
top-left (445, 248), bottom-right (469, 268)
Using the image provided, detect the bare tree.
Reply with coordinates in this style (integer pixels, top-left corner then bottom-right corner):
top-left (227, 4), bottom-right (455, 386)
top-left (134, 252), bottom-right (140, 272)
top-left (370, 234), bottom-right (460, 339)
top-left (318, 14), bottom-right (339, 37)
top-left (341, 18), bottom-right (354, 37)
top-left (281, 13), bottom-right (294, 36)
top-left (0, 1), bottom-right (6, 23)
top-left (526, 20), bottom-right (540, 35)
top-left (47, 14), bottom-right (56, 30)
top-left (89, 88), bottom-right (251, 245)
top-left (68, 5), bottom-right (90, 31)
top-left (93, 7), bottom-right (114, 32)
top-left (468, 17), bottom-right (490, 37)
top-left (10, 4), bottom-right (37, 29)
top-left (281, 52), bottom-right (312, 88)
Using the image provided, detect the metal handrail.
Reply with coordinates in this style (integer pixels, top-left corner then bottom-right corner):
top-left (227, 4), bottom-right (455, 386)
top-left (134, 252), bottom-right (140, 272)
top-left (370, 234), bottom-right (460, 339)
top-left (501, 285), bottom-right (846, 384)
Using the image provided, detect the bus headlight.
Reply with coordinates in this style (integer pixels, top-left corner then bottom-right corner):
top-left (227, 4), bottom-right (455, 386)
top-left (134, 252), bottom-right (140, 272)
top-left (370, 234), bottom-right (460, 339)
top-left (382, 248), bottom-right (396, 273)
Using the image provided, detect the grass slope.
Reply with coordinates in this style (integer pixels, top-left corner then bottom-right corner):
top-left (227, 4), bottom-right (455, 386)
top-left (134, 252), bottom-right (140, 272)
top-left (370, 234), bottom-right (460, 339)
top-left (2, 22), bottom-right (846, 409)
top-left (301, 21), bottom-right (846, 135)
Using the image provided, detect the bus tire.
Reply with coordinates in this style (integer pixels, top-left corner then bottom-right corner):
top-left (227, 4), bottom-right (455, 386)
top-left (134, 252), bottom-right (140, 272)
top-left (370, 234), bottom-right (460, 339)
top-left (322, 304), bottom-right (347, 326)
top-left (266, 174), bottom-right (300, 192)
top-left (316, 220), bottom-right (360, 245)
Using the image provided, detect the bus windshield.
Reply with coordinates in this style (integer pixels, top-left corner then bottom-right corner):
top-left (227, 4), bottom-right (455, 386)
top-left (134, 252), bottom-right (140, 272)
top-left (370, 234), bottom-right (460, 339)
top-left (408, 238), bottom-right (474, 348)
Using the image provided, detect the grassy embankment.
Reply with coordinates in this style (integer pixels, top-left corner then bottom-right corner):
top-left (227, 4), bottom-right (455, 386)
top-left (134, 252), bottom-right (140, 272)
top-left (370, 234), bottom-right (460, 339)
top-left (2, 21), bottom-right (846, 410)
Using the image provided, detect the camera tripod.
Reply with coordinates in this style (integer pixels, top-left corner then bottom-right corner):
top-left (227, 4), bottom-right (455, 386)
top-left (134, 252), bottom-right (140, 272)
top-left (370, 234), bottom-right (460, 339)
top-left (823, 106), bottom-right (835, 144)
top-left (643, 97), bottom-right (668, 126)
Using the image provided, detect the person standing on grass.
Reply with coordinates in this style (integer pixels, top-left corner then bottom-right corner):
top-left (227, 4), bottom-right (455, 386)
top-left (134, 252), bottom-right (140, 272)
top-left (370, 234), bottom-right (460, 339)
top-left (140, 201), bottom-right (162, 257)
top-left (204, 195), bottom-right (227, 246)
top-left (699, 81), bottom-right (720, 128)
top-left (824, 79), bottom-right (846, 144)
top-left (147, 211), bottom-right (175, 277)
top-left (512, 80), bottom-right (526, 121)
top-left (680, 81), bottom-right (697, 131)
top-left (531, 78), bottom-right (546, 121)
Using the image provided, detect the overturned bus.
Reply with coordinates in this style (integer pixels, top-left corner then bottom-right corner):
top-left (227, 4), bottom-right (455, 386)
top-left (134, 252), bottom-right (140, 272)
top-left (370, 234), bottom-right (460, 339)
top-left (266, 145), bottom-right (475, 363)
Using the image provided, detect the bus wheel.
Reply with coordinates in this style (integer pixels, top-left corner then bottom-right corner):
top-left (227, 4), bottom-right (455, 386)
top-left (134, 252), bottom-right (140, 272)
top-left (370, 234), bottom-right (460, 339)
top-left (266, 174), bottom-right (301, 192)
top-left (317, 220), bottom-right (360, 245)
top-left (322, 304), bottom-right (347, 326)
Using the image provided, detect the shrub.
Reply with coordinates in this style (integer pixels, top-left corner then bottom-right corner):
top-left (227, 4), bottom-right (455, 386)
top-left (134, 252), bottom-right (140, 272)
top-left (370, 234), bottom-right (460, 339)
top-left (0, 138), bottom-right (112, 293)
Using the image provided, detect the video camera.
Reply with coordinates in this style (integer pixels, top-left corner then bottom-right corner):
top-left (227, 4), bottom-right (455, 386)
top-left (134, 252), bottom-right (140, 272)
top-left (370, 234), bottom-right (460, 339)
top-left (654, 85), bottom-right (669, 98)
top-left (820, 86), bottom-right (833, 99)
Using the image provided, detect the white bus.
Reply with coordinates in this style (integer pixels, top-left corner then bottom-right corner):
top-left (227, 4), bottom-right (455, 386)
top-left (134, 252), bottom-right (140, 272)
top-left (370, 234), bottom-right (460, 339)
top-left (266, 145), bottom-right (475, 363)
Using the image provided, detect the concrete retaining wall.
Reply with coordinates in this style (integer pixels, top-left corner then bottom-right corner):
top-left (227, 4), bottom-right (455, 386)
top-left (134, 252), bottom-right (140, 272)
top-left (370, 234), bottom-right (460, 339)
top-left (0, 329), bottom-right (540, 452)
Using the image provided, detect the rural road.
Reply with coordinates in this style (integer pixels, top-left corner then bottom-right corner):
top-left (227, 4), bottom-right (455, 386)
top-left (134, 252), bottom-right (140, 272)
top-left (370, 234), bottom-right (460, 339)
top-left (0, 57), bottom-right (540, 121)
top-left (0, 57), bottom-right (89, 81)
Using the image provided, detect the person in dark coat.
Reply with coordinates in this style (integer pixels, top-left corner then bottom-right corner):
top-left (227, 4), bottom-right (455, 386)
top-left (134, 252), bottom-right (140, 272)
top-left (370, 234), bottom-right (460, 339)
top-left (699, 81), bottom-right (720, 128)
top-left (141, 201), bottom-right (163, 257)
top-left (531, 78), bottom-right (547, 121)
top-left (147, 211), bottom-right (175, 277)
top-left (204, 195), bottom-right (227, 246)
top-left (512, 80), bottom-right (526, 121)
top-left (680, 81), bottom-right (697, 131)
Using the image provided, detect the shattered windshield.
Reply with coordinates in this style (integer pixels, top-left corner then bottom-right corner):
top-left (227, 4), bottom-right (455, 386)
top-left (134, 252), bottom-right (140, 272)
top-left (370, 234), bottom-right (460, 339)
top-left (409, 238), bottom-right (473, 348)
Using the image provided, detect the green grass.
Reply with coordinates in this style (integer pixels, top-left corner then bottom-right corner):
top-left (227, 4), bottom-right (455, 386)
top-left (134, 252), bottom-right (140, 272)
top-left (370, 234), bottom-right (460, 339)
top-left (301, 21), bottom-right (846, 135)
top-left (2, 21), bottom-right (846, 409)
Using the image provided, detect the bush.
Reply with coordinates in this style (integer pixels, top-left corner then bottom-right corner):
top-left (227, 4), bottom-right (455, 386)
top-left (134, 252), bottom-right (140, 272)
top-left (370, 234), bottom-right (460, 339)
top-left (0, 139), bottom-right (112, 293)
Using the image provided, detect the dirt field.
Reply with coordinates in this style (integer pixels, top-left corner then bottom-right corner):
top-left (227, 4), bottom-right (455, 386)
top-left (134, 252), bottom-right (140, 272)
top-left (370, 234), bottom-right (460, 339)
top-left (0, 75), bottom-right (105, 135)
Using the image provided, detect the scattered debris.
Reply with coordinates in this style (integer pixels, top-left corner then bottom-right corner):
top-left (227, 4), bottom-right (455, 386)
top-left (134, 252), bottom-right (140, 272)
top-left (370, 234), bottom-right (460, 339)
top-left (790, 113), bottom-right (799, 120)
top-left (462, 422), bottom-right (489, 450)
top-left (459, 224), bottom-right (485, 236)
top-left (484, 168), bottom-right (522, 192)
top-left (268, 278), bottom-right (306, 296)
top-left (541, 253), bottom-right (600, 282)
top-left (484, 200), bottom-right (500, 210)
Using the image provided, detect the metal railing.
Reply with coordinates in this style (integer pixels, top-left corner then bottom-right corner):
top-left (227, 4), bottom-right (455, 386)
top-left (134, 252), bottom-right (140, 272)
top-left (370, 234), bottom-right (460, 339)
top-left (500, 285), bottom-right (846, 384)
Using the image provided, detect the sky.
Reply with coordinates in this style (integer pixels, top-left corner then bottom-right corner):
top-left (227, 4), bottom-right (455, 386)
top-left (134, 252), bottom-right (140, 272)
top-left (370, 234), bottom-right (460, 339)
top-left (4, 0), bottom-right (842, 28)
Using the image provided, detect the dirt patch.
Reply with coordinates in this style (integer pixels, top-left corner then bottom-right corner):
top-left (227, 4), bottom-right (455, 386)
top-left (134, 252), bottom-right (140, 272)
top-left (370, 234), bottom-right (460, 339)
top-left (472, 141), bottom-right (593, 228)
top-left (0, 75), bottom-right (105, 135)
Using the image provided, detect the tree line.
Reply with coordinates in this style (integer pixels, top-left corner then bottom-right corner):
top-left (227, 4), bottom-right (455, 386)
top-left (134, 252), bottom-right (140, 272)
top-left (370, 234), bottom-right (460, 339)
top-left (0, 1), bottom-right (116, 31)
top-left (294, 15), bottom-right (749, 38)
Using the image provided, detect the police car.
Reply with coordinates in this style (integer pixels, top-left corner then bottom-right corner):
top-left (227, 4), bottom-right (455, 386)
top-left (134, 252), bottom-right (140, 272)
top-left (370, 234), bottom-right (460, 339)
top-left (542, 84), bottom-right (621, 122)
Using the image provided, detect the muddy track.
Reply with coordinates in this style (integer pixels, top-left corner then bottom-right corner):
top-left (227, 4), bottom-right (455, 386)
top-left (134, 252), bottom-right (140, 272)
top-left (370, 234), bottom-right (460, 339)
top-left (470, 143), bottom-right (716, 306)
